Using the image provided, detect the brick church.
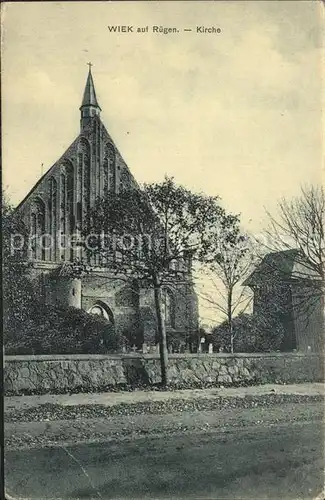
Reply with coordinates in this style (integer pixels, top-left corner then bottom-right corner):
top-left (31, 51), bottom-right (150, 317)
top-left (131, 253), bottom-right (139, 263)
top-left (17, 67), bottom-right (199, 348)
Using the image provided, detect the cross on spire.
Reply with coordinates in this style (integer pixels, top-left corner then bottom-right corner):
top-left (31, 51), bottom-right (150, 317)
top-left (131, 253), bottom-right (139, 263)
top-left (80, 63), bottom-right (101, 120)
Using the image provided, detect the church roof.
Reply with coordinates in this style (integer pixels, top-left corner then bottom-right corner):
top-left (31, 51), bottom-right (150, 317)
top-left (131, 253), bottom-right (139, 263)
top-left (80, 67), bottom-right (101, 109)
top-left (244, 249), bottom-right (300, 287)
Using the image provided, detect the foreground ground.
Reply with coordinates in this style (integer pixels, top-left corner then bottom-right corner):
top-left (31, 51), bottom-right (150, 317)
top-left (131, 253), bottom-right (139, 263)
top-left (4, 384), bottom-right (325, 500)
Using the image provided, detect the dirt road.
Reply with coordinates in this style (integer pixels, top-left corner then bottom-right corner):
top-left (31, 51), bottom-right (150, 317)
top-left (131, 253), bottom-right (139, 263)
top-left (4, 391), bottom-right (324, 499)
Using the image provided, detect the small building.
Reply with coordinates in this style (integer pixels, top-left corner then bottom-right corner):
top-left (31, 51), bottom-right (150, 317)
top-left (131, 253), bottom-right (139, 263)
top-left (244, 249), bottom-right (324, 352)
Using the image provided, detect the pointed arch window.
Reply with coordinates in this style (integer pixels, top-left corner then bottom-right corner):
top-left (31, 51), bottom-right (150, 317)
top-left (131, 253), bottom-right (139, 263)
top-left (30, 197), bottom-right (46, 260)
top-left (119, 169), bottom-right (130, 193)
top-left (30, 213), bottom-right (37, 259)
top-left (65, 162), bottom-right (74, 231)
top-left (108, 144), bottom-right (116, 193)
top-left (103, 156), bottom-right (109, 198)
top-left (48, 177), bottom-right (57, 260)
top-left (59, 161), bottom-right (75, 260)
top-left (60, 172), bottom-right (67, 235)
top-left (77, 152), bottom-right (83, 228)
top-left (78, 138), bottom-right (91, 225)
top-left (103, 143), bottom-right (116, 196)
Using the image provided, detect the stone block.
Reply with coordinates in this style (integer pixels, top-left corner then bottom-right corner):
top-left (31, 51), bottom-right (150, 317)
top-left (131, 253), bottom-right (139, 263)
top-left (217, 374), bottom-right (232, 384)
top-left (240, 367), bottom-right (253, 379)
top-left (228, 365), bottom-right (239, 376)
top-left (211, 361), bottom-right (221, 371)
top-left (219, 365), bottom-right (229, 375)
top-left (18, 365), bottom-right (30, 379)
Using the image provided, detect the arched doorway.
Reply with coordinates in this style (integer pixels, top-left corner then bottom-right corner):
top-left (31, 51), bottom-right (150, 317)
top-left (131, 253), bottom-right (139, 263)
top-left (88, 301), bottom-right (116, 351)
top-left (88, 301), bottom-right (114, 325)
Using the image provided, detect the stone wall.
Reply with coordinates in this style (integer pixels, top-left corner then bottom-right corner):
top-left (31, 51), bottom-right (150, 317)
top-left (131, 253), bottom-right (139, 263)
top-left (4, 353), bottom-right (324, 395)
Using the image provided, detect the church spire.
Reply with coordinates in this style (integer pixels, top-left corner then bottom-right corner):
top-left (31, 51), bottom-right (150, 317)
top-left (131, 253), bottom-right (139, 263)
top-left (80, 64), bottom-right (101, 129)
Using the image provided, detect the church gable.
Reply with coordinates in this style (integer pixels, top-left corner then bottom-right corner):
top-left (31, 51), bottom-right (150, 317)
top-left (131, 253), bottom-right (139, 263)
top-left (17, 68), bottom-right (140, 263)
top-left (17, 136), bottom-right (80, 214)
top-left (100, 122), bottom-right (139, 193)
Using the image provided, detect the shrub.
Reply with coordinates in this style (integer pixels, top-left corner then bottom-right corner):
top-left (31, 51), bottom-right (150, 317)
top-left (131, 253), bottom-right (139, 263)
top-left (4, 304), bottom-right (122, 355)
top-left (211, 312), bottom-right (285, 353)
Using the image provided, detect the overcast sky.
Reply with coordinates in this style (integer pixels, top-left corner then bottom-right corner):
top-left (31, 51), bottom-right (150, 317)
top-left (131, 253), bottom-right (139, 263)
top-left (2, 1), bottom-right (324, 324)
top-left (2, 1), bottom-right (323, 230)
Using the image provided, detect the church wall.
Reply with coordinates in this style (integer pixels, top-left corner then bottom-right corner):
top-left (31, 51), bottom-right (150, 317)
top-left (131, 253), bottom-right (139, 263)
top-left (53, 278), bottom-right (82, 309)
top-left (138, 282), bottom-right (199, 345)
top-left (81, 273), bottom-right (143, 346)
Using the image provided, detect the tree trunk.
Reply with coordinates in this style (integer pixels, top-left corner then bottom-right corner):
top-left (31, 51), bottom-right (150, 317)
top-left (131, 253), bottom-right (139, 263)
top-left (228, 287), bottom-right (234, 354)
top-left (153, 278), bottom-right (168, 386)
top-left (230, 329), bottom-right (234, 354)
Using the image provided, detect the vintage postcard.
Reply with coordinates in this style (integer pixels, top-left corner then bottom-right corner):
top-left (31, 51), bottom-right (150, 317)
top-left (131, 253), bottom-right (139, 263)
top-left (1, 1), bottom-right (324, 499)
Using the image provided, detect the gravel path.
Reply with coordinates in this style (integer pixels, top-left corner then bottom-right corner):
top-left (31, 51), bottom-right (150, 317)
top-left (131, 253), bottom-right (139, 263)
top-left (5, 383), bottom-right (324, 411)
top-left (5, 392), bottom-right (324, 423)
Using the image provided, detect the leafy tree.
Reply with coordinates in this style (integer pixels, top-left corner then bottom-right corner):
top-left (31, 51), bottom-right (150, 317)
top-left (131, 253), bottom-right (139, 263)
top-left (85, 177), bottom-right (239, 385)
top-left (2, 194), bottom-right (35, 341)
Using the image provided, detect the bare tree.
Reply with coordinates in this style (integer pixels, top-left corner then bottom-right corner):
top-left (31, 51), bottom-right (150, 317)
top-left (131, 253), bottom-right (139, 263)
top-left (263, 185), bottom-right (324, 281)
top-left (197, 230), bottom-right (253, 353)
top-left (257, 185), bottom-right (324, 339)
